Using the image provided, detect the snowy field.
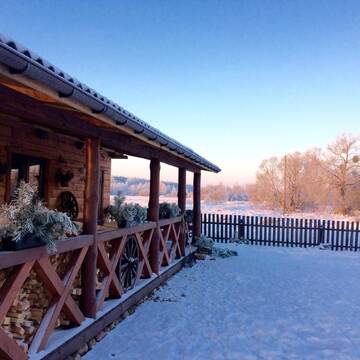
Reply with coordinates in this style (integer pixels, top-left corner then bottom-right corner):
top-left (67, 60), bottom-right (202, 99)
top-left (117, 196), bottom-right (359, 222)
top-left (84, 245), bottom-right (360, 360)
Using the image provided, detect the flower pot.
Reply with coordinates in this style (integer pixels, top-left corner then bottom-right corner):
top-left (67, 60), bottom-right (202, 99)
top-left (1, 234), bottom-right (46, 251)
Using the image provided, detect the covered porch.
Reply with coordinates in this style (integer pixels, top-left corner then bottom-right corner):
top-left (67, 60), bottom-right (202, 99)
top-left (0, 35), bottom-right (220, 359)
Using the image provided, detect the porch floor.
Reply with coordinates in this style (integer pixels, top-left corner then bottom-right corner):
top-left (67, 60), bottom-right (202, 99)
top-left (84, 245), bottom-right (360, 360)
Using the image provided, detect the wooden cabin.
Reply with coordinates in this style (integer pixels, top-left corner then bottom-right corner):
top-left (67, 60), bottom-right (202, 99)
top-left (0, 34), bottom-right (220, 359)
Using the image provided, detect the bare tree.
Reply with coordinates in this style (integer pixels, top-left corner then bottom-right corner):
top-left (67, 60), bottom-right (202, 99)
top-left (250, 149), bottom-right (332, 212)
top-left (324, 134), bottom-right (360, 214)
top-left (301, 149), bottom-right (328, 209)
top-left (280, 152), bottom-right (304, 212)
top-left (251, 157), bottom-right (282, 208)
top-left (202, 183), bottom-right (228, 203)
top-left (248, 134), bottom-right (360, 214)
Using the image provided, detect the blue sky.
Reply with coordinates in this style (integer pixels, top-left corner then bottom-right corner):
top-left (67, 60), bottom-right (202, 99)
top-left (1, 1), bottom-right (360, 185)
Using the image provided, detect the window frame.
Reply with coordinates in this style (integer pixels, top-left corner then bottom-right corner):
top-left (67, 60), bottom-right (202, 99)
top-left (5, 150), bottom-right (48, 203)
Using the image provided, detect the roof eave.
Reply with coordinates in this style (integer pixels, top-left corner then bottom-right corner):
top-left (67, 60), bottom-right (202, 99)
top-left (0, 34), bottom-right (221, 173)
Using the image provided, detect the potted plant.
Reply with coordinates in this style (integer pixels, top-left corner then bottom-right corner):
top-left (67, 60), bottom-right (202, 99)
top-left (55, 168), bottom-right (74, 187)
top-left (0, 181), bottom-right (78, 251)
top-left (105, 193), bottom-right (147, 228)
top-left (159, 202), bottom-right (181, 219)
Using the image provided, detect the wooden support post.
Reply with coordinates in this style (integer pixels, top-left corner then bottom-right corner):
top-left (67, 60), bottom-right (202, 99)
top-left (193, 171), bottom-right (201, 241)
top-left (4, 148), bottom-right (11, 203)
top-left (148, 159), bottom-right (160, 274)
top-left (81, 138), bottom-right (100, 318)
top-left (178, 168), bottom-right (186, 255)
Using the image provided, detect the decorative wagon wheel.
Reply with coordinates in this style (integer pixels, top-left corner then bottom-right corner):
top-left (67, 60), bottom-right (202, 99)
top-left (58, 191), bottom-right (79, 221)
top-left (118, 235), bottom-right (139, 290)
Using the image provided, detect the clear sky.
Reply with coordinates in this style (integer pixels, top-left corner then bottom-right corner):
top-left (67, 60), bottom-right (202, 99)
top-left (1, 1), bottom-right (360, 185)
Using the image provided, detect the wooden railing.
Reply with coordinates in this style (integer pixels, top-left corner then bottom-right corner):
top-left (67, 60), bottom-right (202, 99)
top-left (96, 222), bottom-right (156, 312)
top-left (0, 217), bottom-right (185, 359)
top-left (158, 216), bottom-right (183, 267)
top-left (202, 213), bottom-right (360, 251)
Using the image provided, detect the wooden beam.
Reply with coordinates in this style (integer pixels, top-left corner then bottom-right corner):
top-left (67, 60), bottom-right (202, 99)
top-left (0, 84), bottom-right (203, 172)
top-left (178, 168), bottom-right (187, 255)
top-left (193, 171), bottom-right (201, 240)
top-left (30, 251), bottom-right (87, 353)
top-left (81, 138), bottom-right (100, 318)
top-left (0, 330), bottom-right (27, 360)
top-left (147, 159), bottom-right (160, 274)
top-left (0, 235), bottom-right (93, 270)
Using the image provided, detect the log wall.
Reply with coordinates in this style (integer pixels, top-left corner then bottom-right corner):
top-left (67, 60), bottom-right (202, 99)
top-left (0, 115), bottom-right (111, 219)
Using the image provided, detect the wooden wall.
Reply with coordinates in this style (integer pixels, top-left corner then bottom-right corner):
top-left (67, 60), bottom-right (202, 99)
top-left (0, 114), bottom-right (111, 219)
top-left (0, 120), bottom-right (9, 202)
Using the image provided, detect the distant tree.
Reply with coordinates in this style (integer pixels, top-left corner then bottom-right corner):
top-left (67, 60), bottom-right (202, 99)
top-left (136, 183), bottom-right (150, 196)
top-left (159, 182), bottom-right (167, 195)
top-left (324, 134), bottom-right (360, 214)
top-left (228, 183), bottom-right (247, 201)
top-left (228, 133), bottom-right (360, 215)
top-left (168, 187), bottom-right (178, 197)
top-left (202, 183), bottom-right (228, 203)
top-left (110, 177), bottom-right (193, 197)
top-left (300, 149), bottom-right (328, 209)
top-left (280, 153), bottom-right (304, 211)
top-left (250, 150), bottom-right (328, 212)
top-left (252, 157), bottom-right (282, 208)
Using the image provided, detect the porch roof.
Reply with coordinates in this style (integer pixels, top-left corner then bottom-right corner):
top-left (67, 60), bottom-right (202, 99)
top-left (0, 34), bottom-right (220, 173)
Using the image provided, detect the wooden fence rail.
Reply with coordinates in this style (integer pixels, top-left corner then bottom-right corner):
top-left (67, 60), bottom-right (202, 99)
top-left (201, 213), bottom-right (360, 251)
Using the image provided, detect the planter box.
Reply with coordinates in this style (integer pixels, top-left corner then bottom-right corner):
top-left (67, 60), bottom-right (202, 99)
top-left (1, 234), bottom-right (46, 251)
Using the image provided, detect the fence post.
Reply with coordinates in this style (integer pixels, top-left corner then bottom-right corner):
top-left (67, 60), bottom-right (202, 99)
top-left (238, 219), bottom-right (245, 240)
top-left (318, 222), bottom-right (325, 245)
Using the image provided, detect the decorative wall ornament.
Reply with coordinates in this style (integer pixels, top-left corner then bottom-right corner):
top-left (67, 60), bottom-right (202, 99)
top-left (55, 168), bottom-right (74, 187)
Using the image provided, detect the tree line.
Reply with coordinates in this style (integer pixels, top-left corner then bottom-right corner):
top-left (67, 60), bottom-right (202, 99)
top-left (248, 134), bottom-right (360, 215)
top-left (111, 176), bottom-right (193, 197)
top-left (201, 183), bottom-right (247, 203)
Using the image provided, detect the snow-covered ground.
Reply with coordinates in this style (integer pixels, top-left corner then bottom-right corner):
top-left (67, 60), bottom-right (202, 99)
top-left (84, 245), bottom-right (360, 360)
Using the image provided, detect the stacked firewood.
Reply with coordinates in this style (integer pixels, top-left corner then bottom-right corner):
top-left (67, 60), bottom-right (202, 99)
top-left (51, 252), bottom-right (84, 301)
top-left (0, 252), bottom-right (84, 352)
top-left (0, 270), bottom-right (50, 352)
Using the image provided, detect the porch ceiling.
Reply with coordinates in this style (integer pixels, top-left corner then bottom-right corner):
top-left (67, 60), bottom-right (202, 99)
top-left (0, 34), bottom-right (220, 173)
top-left (0, 82), bottom-right (200, 172)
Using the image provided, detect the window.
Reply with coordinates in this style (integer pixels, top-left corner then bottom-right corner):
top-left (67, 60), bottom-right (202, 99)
top-left (9, 154), bottom-right (47, 199)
